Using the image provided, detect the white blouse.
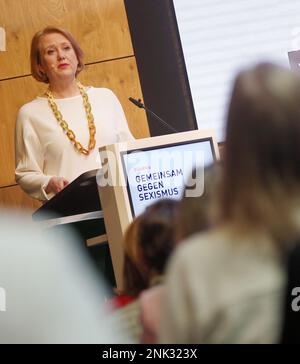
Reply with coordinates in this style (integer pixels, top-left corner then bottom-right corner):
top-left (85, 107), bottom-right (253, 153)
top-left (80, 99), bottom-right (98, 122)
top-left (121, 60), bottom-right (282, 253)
top-left (15, 87), bottom-right (134, 201)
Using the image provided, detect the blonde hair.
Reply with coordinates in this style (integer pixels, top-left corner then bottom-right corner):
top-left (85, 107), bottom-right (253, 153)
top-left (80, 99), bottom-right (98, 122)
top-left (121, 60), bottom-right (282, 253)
top-left (30, 26), bottom-right (84, 83)
top-left (176, 163), bottom-right (220, 242)
top-left (219, 63), bottom-right (300, 245)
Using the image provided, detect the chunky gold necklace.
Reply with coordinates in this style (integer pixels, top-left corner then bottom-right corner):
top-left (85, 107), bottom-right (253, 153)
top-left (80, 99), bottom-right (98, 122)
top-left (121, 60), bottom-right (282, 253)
top-left (46, 82), bottom-right (96, 155)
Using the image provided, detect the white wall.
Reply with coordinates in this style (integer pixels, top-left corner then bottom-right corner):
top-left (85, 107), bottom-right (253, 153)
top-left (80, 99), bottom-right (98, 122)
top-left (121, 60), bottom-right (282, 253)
top-left (173, 0), bottom-right (300, 140)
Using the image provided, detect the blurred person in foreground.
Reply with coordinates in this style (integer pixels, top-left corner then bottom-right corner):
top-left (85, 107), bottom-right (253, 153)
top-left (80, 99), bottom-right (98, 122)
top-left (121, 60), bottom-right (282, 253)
top-left (0, 210), bottom-right (123, 344)
top-left (139, 164), bottom-right (220, 343)
top-left (159, 63), bottom-right (300, 344)
top-left (109, 199), bottom-right (179, 343)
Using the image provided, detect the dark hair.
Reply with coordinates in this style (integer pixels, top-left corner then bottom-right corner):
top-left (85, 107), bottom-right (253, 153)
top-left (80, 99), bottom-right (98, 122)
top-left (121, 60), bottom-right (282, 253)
top-left (123, 199), bottom-right (179, 296)
top-left (122, 216), bottom-right (148, 296)
top-left (139, 199), bottom-right (179, 275)
top-left (30, 26), bottom-right (84, 83)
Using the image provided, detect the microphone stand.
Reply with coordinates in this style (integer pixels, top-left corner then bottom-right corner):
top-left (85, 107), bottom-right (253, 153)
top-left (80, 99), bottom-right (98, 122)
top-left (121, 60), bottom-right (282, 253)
top-left (129, 97), bottom-right (178, 133)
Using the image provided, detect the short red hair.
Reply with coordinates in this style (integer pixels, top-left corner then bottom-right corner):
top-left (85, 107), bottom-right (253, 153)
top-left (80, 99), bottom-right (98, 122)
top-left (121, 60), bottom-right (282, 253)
top-left (30, 26), bottom-right (84, 83)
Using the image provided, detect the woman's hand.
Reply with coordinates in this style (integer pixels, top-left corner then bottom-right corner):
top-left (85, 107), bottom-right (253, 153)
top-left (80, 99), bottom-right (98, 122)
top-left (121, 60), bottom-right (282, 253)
top-left (45, 176), bottom-right (69, 195)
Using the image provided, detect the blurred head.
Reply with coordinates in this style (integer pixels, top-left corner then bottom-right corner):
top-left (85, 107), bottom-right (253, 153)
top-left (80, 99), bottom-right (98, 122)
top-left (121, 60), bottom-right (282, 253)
top-left (31, 26), bottom-right (84, 84)
top-left (220, 63), bottom-right (300, 243)
top-left (177, 163), bottom-right (220, 242)
top-left (0, 211), bottom-right (122, 343)
top-left (123, 199), bottom-right (179, 296)
top-left (122, 216), bottom-right (147, 296)
top-left (138, 199), bottom-right (179, 277)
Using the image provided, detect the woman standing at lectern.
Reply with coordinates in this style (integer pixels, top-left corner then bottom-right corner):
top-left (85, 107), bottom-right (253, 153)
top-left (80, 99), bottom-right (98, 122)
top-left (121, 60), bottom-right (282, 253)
top-left (15, 26), bottom-right (134, 201)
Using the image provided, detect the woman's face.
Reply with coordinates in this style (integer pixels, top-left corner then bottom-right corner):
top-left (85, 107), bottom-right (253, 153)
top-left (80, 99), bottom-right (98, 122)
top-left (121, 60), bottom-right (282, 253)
top-left (38, 32), bottom-right (79, 85)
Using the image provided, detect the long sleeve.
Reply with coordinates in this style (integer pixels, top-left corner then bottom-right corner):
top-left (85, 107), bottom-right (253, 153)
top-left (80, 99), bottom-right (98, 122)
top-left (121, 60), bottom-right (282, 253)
top-left (14, 87), bottom-right (134, 202)
top-left (15, 109), bottom-right (53, 201)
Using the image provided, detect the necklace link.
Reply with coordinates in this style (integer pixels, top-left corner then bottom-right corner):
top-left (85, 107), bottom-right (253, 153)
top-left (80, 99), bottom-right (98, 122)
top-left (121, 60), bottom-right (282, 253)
top-left (46, 82), bottom-right (96, 155)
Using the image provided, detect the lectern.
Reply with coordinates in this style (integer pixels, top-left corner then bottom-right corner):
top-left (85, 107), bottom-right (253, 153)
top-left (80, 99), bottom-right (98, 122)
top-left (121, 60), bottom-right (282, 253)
top-left (33, 129), bottom-right (219, 291)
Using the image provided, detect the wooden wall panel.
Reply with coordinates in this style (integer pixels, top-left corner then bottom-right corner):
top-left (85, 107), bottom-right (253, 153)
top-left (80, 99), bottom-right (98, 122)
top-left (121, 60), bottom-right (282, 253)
top-left (0, 0), bottom-right (133, 79)
top-left (0, 185), bottom-right (41, 211)
top-left (80, 58), bottom-right (149, 139)
top-left (0, 58), bottom-right (149, 187)
top-left (0, 78), bottom-right (44, 187)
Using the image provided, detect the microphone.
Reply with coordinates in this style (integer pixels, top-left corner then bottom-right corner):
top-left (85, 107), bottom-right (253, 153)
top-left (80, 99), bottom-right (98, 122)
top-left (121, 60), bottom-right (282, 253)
top-left (129, 97), bottom-right (178, 133)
